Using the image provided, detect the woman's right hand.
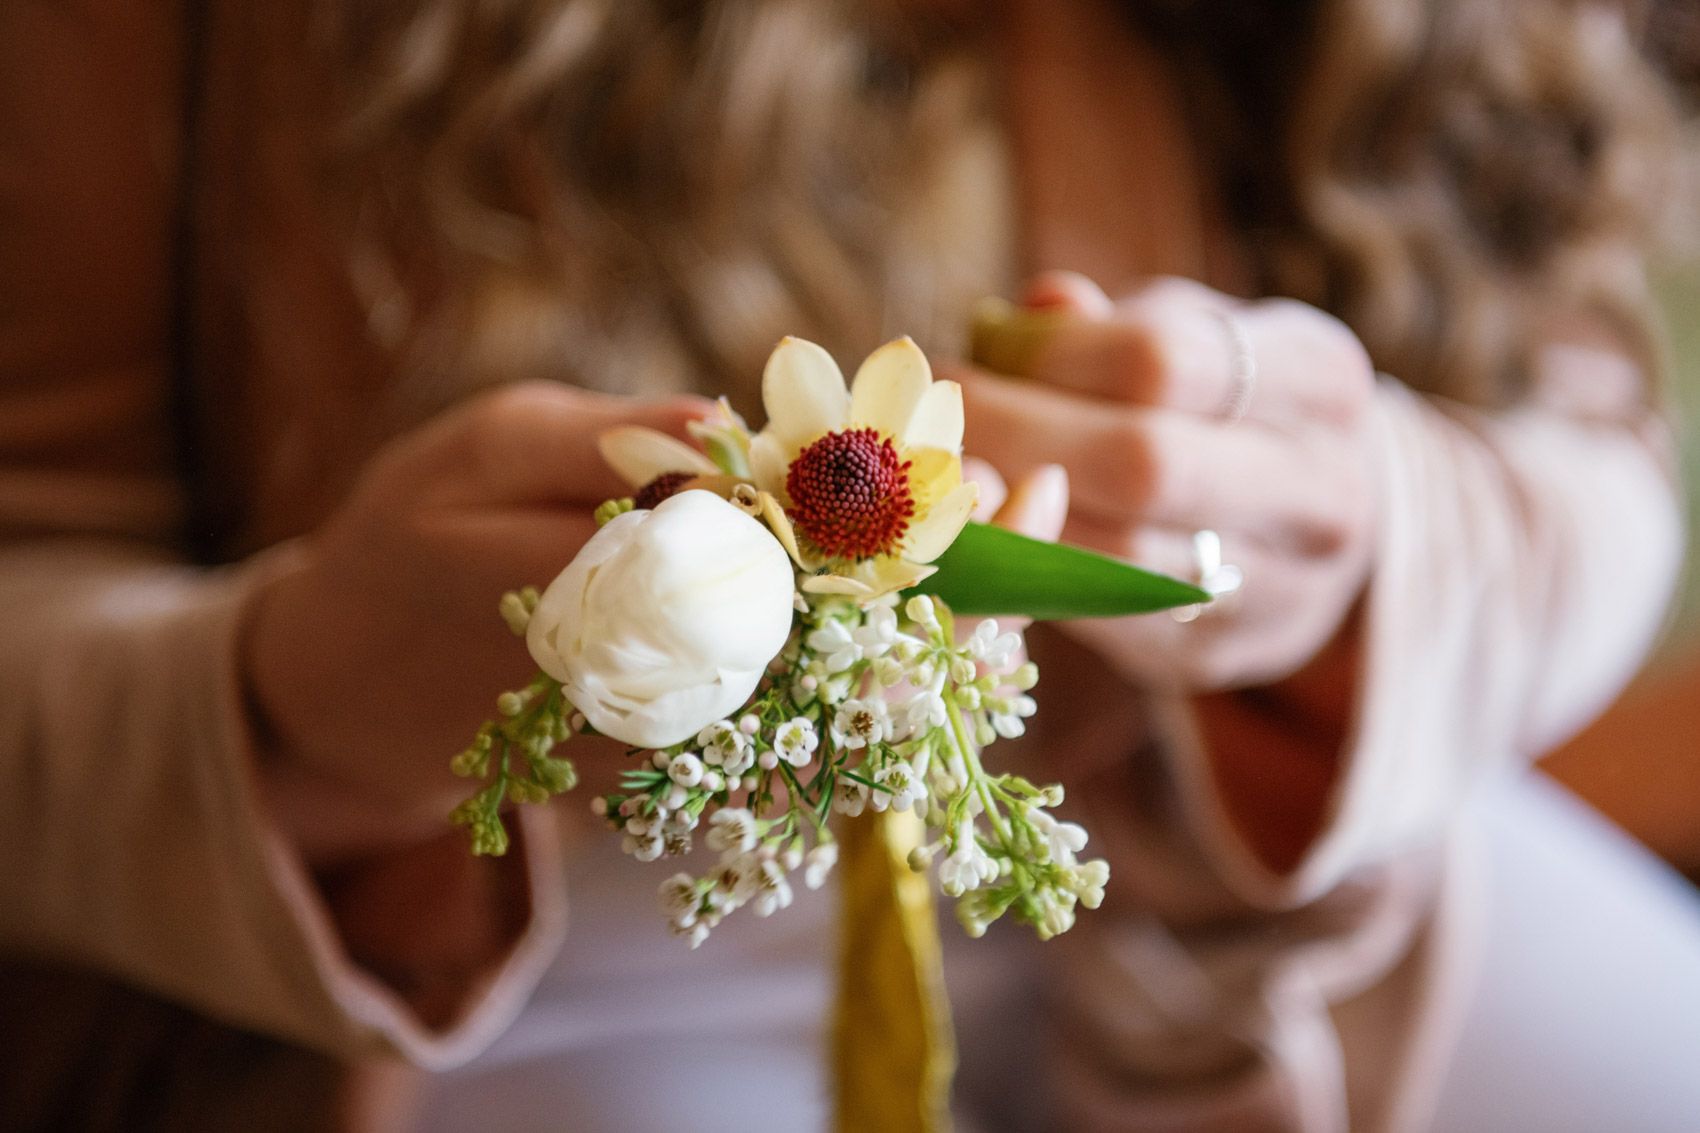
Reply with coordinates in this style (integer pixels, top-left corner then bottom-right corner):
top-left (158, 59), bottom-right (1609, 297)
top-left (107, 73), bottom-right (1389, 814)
top-left (244, 382), bottom-right (711, 857)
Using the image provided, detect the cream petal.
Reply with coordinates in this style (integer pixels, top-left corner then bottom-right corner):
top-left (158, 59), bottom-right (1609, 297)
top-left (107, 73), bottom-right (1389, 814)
top-left (763, 337), bottom-right (849, 449)
top-left (906, 447), bottom-right (962, 512)
top-left (803, 558), bottom-right (936, 599)
top-left (901, 380), bottom-right (964, 453)
top-left (598, 427), bottom-right (717, 487)
top-left (748, 432), bottom-right (792, 498)
top-left (758, 491), bottom-right (810, 568)
top-left (902, 482), bottom-right (978, 563)
top-left (860, 558), bottom-right (937, 596)
top-left (801, 572), bottom-right (875, 597)
top-left (849, 337), bottom-right (930, 438)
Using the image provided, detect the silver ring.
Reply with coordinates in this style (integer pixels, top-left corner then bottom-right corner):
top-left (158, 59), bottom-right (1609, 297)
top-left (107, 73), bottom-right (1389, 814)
top-left (1171, 529), bottom-right (1245, 623)
top-left (1209, 309), bottom-right (1256, 425)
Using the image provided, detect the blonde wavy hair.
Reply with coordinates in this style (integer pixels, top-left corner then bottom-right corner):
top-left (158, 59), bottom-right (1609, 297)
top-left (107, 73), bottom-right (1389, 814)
top-left (316, 0), bottom-right (1687, 415)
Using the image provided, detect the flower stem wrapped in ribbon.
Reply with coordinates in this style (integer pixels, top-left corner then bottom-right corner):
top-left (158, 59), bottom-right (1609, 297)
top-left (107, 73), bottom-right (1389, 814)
top-left (449, 335), bottom-right (1207, 943)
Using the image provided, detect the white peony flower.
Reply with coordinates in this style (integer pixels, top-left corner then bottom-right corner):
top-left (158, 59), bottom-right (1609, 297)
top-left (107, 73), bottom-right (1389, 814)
top-left (526, 490), bottom-right (796, 749)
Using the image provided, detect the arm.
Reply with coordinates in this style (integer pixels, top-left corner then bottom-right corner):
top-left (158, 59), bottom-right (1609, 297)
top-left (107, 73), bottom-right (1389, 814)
top-left (0, 0), bottom-right (565, 1064)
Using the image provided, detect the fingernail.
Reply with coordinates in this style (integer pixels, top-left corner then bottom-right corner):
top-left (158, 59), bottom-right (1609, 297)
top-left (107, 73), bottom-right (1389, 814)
top-left (1029, 464), bottom-right (1069, 515)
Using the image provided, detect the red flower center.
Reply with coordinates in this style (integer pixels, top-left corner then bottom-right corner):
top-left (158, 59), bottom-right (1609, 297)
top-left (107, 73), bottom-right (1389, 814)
top-left (633, 470), bottom-right (695, 510)
top-left (785, 427), bottom-right (914, 560)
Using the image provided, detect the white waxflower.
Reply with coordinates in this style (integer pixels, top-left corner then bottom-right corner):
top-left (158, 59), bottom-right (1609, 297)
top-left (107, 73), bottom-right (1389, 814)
top-left (871, 761), bottom-right (927, 814)
top-left (658, 872), bottom-right (698, 919)
top-left (667, 752), bottom-right (705, 787)
top-left (697, 721), bottom-right (749, 770)
top-left (624, 832), bottom-right (665, 863)
top-left (804, 841), bottom-right (839, 889)
top-left (832, 698), bottom-right (891, 750)
top-left (750, 859), bottom-right (794, 918)
top-left (707, 859), bottom-right (754, 911)
top-left (672, 919), bottom-right (711, 949)
top-left (833, 775), bottom-right (870, 817)
top-left (705, 807), bottom-right (759, 856)
top-left (774, 717), bottom-right (819, 767)
top-left (526, 490), bottom-right (795, 749)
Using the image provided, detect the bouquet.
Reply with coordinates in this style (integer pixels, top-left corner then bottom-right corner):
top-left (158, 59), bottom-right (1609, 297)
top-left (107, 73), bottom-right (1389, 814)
top-left (449, 334), bottom-right (1207, 946)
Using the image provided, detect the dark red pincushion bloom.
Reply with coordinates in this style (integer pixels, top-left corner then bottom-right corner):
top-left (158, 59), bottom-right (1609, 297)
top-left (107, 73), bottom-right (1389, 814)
top-left (784, 427), bottom-right (914, 560)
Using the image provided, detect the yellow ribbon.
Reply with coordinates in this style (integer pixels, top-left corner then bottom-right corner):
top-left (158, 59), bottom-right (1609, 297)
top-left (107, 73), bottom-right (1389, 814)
top-left (831, 808), bottom-right (956, 1133)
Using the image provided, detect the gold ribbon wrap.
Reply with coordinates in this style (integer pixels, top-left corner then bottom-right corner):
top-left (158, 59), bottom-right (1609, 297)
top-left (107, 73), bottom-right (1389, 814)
top-left (831, 808), bottom-right (956, 1133)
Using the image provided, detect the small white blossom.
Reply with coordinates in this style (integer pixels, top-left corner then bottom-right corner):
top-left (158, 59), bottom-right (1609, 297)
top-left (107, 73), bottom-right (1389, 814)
top-left (804, 841), bottom-right (838, 889)
top-left (938, 821), bottom-right (999, 896)
top-left (833, 775), bottom-right (870, 817)
top-left (672, 919), bottom-right (711, 949)
top-left (750, 859), bottom-right (794, 918)
top-left (956, 891), bottom-right (996, 938)
top-left (658, 872), bottom-right (698, 919)
top-left (774, 717), bottom-right (819, 767)
top-left (905, 594), bottom-right (939, 631)
top-left (806, 619), bottom-right (861, 673)
top-left (1067, 859), bottom-right (1110, 909)
top-left (832, 698), bottom-right (891, 750)
top-left (1036, 892), bottom-right (1076, 940)
top-left (852, 605), bottom-right (899, 660)
top-left (1032, 810), bottom-right (1089, 864)
top-left (872, 761), bottom-right (927, 814)
top-left (624, 832), bottom-right (664, 862)
top-left (708, 859), bottom-right (754, 910)
top-left (967, 620), bottom-right (1022, 668)
top-left (896, 686), bottom-right (947, 740)
top-left (706, 807), bottom-right (759, 856)
top-left (667, 753), bottom-right (705, 787)
top-left (697, 722), bottom-right (749, 770)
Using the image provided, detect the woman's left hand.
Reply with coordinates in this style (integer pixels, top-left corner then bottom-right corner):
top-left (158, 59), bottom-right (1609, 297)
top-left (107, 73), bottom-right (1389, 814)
top-left (949, 272), bottom-right (1379, 691)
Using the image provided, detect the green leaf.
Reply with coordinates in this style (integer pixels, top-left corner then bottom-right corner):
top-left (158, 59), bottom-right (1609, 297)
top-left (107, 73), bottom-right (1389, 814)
top-left (912, 521), bottom-right (1208, 619)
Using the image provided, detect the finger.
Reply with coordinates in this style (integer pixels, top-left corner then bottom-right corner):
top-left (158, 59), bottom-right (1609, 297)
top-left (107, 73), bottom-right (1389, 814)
top-left (994, 464), bottom-right (1069, 542)
top-left (1023, 299), bottom-right (1244, 416)
top-left (412, 383), bottom-right (715, 506)
top-left (962, 456), bottom-right (1009, 521)
top-left (962, 370), bottom-right (1354, 546)
top-left (1021, 271), bottom-right (1114, 317)
top-left (1024, 290), bottom-right (1373, 428)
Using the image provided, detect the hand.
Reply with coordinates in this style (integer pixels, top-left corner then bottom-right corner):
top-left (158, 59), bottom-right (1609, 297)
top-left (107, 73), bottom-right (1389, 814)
top-left (952, 272), bottom-right (1378, 691)
top-left (245, 382), bottom-right (711, 856)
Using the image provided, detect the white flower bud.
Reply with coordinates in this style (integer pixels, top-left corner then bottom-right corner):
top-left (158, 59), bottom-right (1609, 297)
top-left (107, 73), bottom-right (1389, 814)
top-left (526, 491), bottom-right (795, 748)
top-left (668, 753), bottom-right (705, 788)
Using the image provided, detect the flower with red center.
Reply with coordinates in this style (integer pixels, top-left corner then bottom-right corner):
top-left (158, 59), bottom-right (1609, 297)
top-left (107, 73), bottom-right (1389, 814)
top-left (785, 427), bottom-right (915, 559)
top-left (749, 336), bottom-right (977, 597)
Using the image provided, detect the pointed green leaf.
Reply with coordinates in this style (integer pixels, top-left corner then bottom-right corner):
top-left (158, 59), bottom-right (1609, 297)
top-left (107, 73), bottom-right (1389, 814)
top-left (911, 521), bottom-right (1208, 619)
